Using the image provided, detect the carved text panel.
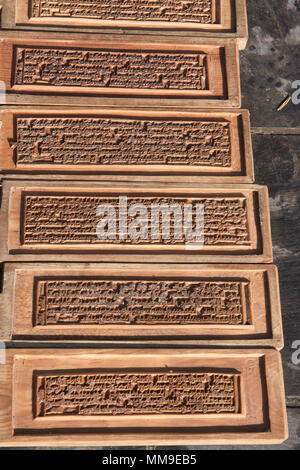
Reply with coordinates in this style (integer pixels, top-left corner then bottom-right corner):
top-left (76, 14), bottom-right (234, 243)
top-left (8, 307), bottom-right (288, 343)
top-left (14, 47), bottom-right (208, 90)
top-left (35, 371), bottom-right (240, 416)
top-left (30, 0), bottom-right (215, 24)
top-left (13, 117), bottom-right (231, 167)
top-left (22, 194), bottom-right (250, 246)
top-left (35, 278), bottom-right (249, 326)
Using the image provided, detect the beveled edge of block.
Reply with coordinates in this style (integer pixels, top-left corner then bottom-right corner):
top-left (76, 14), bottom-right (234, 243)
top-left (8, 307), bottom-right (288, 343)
top-left (0, 1), bottom-right (248, 50)
top-left (0, 107), bottom-right (254, 182)
top-left (0, 348), bottom-right (287, 446)
top-left (6, 264), bottom-right (283, 349)
top-left (0, 262), bottom-right (283, 349)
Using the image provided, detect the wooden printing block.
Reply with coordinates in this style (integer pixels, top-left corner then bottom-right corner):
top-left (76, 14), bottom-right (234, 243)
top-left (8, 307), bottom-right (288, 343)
top-left (0, 180), bottom-right (273, 263)
top-left (0, 348), bottom-right (288, 446)
top-left (0, 0), bottom-right (248, 49)
top-left (0, 108), bottom-right (254, 183)
top-left (0, 36), bottom-right (241, 108)
top-left (0, 262), bottom-right (282, 348)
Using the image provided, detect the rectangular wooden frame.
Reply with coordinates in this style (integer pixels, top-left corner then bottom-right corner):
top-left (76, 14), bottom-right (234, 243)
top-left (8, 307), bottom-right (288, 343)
top-left (0, 108), bottom-right (254, 183)
top-left (0, 1), bottom-right (248, 49)
top-left (0, 263), bottom-right (281, 348)
top-left (0, 348), bottom-right (287, 446)
top-left (0, 180), bottom-right (273, 263)
top-left (15, 0), bottom-right (232, 32)
top-left (0, 36), bottom-right (241, 108)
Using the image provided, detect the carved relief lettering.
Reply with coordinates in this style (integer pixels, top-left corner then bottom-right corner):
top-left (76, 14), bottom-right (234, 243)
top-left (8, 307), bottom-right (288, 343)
top-left (14, 47), bottom-right (208, 90)
top-left (35, 278), bottom-right (249, 326)
top-left (35, 371), bottom-right (240, 416)
top-left (30, 0), bottom-right (215, 24)
top-left (13, 117), bottom-right (231, 167)
top-left (22, 194), bottom-right (250, 246)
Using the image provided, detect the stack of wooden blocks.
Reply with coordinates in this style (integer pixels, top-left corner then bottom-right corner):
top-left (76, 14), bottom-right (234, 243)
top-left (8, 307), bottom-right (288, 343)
top-left (0, 0), bottom-right (288, 446)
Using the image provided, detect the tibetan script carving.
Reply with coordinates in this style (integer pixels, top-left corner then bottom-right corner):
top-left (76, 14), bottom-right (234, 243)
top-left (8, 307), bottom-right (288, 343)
top-left (22, 194), bottom-right (250, 246)
top-left (14, 46), bottom-right (208, 90)
top-left (13, 117), bottom-right (231, 167)
top-left (35, 371), bottom-right (240, 416)
top-left (10, 350), bottom-right (288, 444)
top-left (35, 279), bottom-right (249, 326)
top-left (30, 0), bottom-right (215, 24)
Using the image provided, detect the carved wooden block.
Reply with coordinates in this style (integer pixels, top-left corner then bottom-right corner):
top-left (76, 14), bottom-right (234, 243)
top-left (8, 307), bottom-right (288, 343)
top-left (0, 348), bottom-right (288, 445)
top-left (0, 1), bottom-right (248, 49)
top-left (15, 0), bottom-right (233, 32)
top-left (0, 108), bottom-right (253, 182)
top-left (0, 263), bottom-right (281, 348)
top-left (0, 37), bottom-right (240, 107)
top-left (0, 180), bottom-right (273, 263)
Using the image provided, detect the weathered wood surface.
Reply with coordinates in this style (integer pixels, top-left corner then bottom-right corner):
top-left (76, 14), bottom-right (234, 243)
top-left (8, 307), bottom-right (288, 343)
top-left (0, 35), bottom-right (241, 108)
top-left (0, 108), bottom-right (254, 183)
top-left (0, 348), bottom-right (287, 446)
top-left (240, 0), bottom-right (300, 128)
top-left (0, 263), bottom-right (283, 347)
top-left (0, 0), bottom-right (298, 451)
top-left (0, 181), bottom-right (272, 263)
top-left (15, 0), bottom-right (233, 32)
top-left (0, 0), bottom-right (248, 49)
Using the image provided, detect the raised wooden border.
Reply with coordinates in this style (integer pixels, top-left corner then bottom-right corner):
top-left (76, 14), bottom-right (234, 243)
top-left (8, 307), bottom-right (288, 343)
top-left (0, 263), bottom-right (280, 348)
top-left (0, 180), bottom-right (273, 263)
top-left (0, 348), bottom-right (288, 446)
top-left (0, 36), bottom-right (241, 108)
top-left (16, 0), bottom-right (232, 32)
top-left (0, 108), bottom-right (254, 183)
top-left (0, 0), bottom-right (248, 49)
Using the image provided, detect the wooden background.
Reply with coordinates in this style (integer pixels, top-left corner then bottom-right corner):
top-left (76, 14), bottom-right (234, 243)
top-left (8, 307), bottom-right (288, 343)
top-left (0, 0), bottom-right (299, 450)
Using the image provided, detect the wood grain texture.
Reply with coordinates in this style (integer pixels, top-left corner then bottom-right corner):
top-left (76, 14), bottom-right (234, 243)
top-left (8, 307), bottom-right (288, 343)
top-left (0, 0), bottom-right (293, 451)
top-left (0, 348), bottom-right (288, 446)
top-left (0, 108), bottom-right (254, 182)
top-left (0, 263), bottom-right (280, 348)
top-left (16, 0), bottom-right (232, 31)
top-left (0, 35), bottom-right (241, 108)
top-left (0, 180), bottom-right (273, 263)
top-left (0, 0), bottom-right (248, 49)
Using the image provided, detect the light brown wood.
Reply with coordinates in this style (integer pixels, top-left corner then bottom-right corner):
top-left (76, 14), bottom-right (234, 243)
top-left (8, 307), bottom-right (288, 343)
top-left (0, 1), bottom-right (287, 450)
top-left (15, 0), bottom-right (233, 32)
top-left (0, 180), bottom-right (273, 263)
top-left (0, 108), bottom-right (254, 182)
top-left (0, 263), bottom-right (280, 349)
top-left (0, 35), bottom-right (241, 108)
top-left (0, 0), bottom-right (248, 49)
top-left (0, 348), bottom-right (288, 446)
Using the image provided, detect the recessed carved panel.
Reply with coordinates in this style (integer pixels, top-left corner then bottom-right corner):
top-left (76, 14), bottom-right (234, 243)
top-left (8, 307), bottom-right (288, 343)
top-left (14, 46), bottom-right (208, 91)
top-left (0, 38), bottom-right (240, 106)
top-left (0, 259), bottom-right (282, 343)
top-left (0, 110), bottom-right (253, 181)
top-left (5, 184), bottom-right (271, 261)
top-left (9, 349), bottom-right (287, 444)
top-left (30, 0), bottom-right (215, 24)
top-left (14, 117), bottom-right (230, 167)
top-left (14, 0), bottom-right (237, 34)
top-left (35, 371), bottom-right (240, 416)
top-left (22, 194), bottom-right (250, 246)
top-left (8, 1), bottom-right (248, 50)
top-left (35, 278), bottom-right (249, 326)
top-left (11, 265), bottom-right (281, 344)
